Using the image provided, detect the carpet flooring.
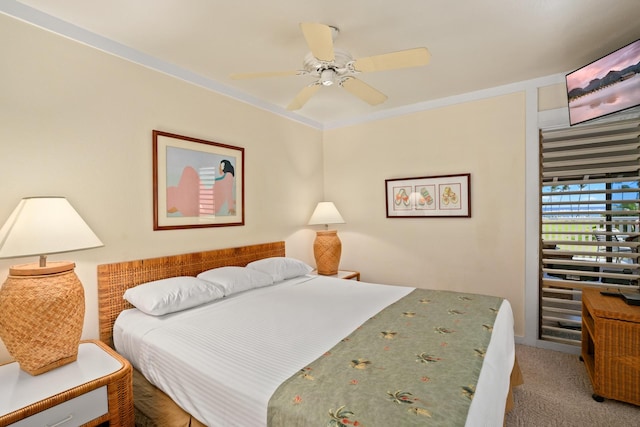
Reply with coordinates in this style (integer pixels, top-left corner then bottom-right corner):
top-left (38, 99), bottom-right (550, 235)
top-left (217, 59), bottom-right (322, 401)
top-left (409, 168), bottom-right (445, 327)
top-left (505, 345), bottom-right (639, 426)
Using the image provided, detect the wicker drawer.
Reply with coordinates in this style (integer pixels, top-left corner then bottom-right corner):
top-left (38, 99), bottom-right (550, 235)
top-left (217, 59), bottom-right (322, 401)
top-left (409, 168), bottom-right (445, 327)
top-left (9, 386), bottom-right (107, 427)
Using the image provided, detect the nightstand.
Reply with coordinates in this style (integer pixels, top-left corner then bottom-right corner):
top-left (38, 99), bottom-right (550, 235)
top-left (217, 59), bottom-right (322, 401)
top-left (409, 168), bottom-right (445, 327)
top-left (311, 270), bottom-right (360, 281)
top-left (581, 287), bottom-right (640, 405)
top-left (0, 340), bottom-right (134, 426)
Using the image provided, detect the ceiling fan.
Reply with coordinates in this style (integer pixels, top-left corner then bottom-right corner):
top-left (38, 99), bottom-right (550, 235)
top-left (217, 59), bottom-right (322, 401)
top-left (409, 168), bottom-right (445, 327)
top-left (230, 22), bottom-right (431, 111)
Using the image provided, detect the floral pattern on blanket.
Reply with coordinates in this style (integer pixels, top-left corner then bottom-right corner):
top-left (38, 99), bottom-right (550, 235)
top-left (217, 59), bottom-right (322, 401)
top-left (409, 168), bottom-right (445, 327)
top-left (267, 289), bottom-right (503, 427)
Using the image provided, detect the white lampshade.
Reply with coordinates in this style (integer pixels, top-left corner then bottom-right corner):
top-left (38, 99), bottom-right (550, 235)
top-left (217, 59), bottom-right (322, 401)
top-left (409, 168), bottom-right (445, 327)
top-left (0, 196), bottom-right (103, 261)
top-left (308, 202), bottom-right (345, 227)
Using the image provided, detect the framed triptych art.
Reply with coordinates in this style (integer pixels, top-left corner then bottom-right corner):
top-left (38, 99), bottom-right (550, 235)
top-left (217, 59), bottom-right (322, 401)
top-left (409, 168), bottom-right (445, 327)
top-left (153, 130), bottom-right (244, 230)
top-left (385, 173), bottom-right (471, 218)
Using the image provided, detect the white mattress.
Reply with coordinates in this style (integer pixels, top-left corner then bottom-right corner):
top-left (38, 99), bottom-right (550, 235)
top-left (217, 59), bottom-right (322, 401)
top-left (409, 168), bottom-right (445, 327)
top-left (114, 275), bottom-right (514, 427)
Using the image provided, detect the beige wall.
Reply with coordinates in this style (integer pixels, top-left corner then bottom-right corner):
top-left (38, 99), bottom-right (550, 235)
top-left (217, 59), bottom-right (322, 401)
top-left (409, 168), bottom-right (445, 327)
top-left (1, 14), bottom-right (534, 364)
top-left (323, 93), bottom-right (527, 336)
top-left (538, 82), bottom-right (568, 111)
top-left (0, 15), bottom-right (324, 362)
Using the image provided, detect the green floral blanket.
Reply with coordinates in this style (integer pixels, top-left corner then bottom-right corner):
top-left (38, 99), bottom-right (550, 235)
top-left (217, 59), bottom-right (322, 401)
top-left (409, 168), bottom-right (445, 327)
top-left (267, 289), bottom-right (503, 427)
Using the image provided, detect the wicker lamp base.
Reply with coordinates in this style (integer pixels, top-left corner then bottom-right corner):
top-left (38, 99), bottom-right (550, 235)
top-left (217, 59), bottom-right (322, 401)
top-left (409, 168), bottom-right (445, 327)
top-left (0, 261), bottom-right (85, 375)
top-left (313, 230), bottom-right (342, 275)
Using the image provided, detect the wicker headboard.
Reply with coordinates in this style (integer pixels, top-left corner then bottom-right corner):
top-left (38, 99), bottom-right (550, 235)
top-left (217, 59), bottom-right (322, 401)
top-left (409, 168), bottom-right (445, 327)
top-left (97, 241), bottom-right (286, 347)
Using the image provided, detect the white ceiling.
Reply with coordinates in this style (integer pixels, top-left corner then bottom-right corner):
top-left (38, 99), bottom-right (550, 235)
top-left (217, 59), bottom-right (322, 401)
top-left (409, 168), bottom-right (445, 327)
top-left (5, 0), bottom-right (640, 129)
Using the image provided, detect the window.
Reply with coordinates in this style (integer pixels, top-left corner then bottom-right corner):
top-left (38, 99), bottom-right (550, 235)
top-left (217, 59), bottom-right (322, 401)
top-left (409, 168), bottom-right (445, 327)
top-left (540, 118), bottom-right (640, 346)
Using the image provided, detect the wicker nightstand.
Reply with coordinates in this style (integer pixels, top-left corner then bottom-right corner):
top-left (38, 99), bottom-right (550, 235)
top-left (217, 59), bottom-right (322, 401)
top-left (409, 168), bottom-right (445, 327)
top-left (310, 270), bottom-right (360, 281)
top-left (581, 287), bottom-right (640, 405)
top-left (0, 339), bottom-right (134, 426)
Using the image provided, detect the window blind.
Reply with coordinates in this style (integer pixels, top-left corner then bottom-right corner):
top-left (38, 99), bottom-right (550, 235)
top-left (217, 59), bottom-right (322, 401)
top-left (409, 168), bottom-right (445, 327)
top-left (540, 117), bottom-right (640, 346)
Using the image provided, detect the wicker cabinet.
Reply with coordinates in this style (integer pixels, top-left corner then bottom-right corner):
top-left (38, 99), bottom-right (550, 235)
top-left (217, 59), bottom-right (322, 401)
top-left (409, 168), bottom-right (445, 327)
top-left (581, 287), bottom-right (640, 405)
top-left (0, 340), bottom-right (134, 426)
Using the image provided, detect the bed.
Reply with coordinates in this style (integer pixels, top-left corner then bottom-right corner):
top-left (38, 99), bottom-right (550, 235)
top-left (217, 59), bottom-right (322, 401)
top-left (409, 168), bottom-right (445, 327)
top-left (98, 241), bottom-right (521, 426)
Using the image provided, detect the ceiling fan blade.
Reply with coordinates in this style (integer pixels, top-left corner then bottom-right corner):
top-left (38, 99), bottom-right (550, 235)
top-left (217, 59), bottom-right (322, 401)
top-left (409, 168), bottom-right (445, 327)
top-left (340, 77), bottom-right (387, 106)
top-left (230, 70), bottom-right (301, 80)
top-left (287, 84), bottom-right (321, 110)
top-left (352, 47), bottom-right (430, 73)
top-left (300, 22), bottom-right (335, 62)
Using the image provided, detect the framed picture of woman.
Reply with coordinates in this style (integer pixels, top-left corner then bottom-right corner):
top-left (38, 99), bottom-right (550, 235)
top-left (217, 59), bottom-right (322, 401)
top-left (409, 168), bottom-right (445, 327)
top-left (153, 130), bottom-right (244, 230)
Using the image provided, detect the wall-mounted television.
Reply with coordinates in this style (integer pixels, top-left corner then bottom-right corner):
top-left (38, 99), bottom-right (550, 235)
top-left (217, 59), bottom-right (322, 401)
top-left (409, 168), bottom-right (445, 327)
top-left (566, 38), bottom-right (640, 126)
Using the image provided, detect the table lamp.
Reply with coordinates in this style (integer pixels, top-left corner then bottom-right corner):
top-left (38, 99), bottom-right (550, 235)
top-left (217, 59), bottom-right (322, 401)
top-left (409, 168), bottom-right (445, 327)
top-left (0, 196), bottom-right (103, 375)
top-left (308, 202), bottom-right (345, 275)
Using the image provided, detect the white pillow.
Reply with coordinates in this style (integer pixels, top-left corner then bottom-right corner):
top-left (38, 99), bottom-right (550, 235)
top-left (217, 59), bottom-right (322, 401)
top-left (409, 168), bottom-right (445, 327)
top-left (197, 266), bottom-right (274, 295)
top-left (246, 257), bottom-right (313, 282)
top-left (123, 276), bottom-right (224, 316)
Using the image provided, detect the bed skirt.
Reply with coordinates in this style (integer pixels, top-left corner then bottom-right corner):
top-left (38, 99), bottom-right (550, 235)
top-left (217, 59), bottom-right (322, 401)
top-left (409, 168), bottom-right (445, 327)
top-left (132, 369), bottom-right (206, 427)
top-left (505, 356), bottom-right (524, 413)
top-left (131, 358), bottom-right (523, 427)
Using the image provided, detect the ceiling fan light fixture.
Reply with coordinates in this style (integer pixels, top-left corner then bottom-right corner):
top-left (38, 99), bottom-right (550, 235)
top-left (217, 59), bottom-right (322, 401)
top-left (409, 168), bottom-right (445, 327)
top-left (320, 68), bottom-right (335, 86)
top-left (231, 23), bottom-right (429, 111)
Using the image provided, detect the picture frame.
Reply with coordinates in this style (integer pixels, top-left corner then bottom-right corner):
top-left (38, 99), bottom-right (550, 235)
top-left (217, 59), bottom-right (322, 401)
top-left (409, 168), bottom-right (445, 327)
top-left (153, 130), bottom-right (244, 230)
top-left (385, 173), bottom-right (471, 218)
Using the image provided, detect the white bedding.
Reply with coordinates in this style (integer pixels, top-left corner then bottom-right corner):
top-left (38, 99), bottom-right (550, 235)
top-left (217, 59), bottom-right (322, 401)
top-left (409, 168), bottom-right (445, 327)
top-left (114, 275), bottom-right (514, 427)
